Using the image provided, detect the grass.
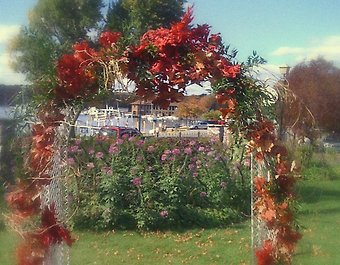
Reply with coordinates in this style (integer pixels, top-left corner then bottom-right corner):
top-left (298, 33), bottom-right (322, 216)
top-left (293, 151), bottom-right (340, 264)
top-left (1, 151), bottom-right (340, 264)
top-left (71, 226), bottom-right (251, 265)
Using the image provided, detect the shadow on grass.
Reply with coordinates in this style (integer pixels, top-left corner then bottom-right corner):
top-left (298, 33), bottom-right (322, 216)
top-left (296, 184), bottom-right (340, 204)
top-left (299, 205), bottom-right (340, 216)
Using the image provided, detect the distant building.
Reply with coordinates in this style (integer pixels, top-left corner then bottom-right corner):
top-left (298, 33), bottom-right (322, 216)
top-left (131, 100), bottom-right (178, 117)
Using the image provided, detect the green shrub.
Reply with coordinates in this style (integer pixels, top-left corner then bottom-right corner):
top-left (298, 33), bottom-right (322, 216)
top-left (67, 136), bottom-right (250, 230)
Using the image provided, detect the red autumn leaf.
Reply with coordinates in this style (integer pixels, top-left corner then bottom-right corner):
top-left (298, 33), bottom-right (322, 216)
top-left (255, 240), bottom-right (275, 265)
top-left (40, 204), bottom-right (74, 246)
top-left (262, 208), bottom-right (276, 223)
top-left (73, 41), bottom-right (97, 62)
top-left (6, 186), bottom-right (41, 218)
top-left (17, 237), bottom-right (45, 265)
top-left (99, 31), bottom-right (121, 48)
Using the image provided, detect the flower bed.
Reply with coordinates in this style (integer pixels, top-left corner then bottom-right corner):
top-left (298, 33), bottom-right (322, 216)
top-left (67, 135), bottom-right (251, 230)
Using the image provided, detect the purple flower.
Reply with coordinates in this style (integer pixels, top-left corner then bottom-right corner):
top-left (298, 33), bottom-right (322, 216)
top-left (200, 191), bottom-right (207, 198)
top-left (184, 147), bottom-right (192, 155)
top-left (131, 177), bottom-right (142, 187)
top-left (75, 139), bottom-right (82, 145)
top-left (172, 148), bottom-right (181, 155)
top-left (95, 152), bottom-right (104, 159)
top-left (193, 172), bottom-right (198, 177)
top-left (109, 144), bottom-right (119, 154)
top-left (160, 210), bottom-right (168, 218)
top-left (87, 162), bottom-right (95, 169)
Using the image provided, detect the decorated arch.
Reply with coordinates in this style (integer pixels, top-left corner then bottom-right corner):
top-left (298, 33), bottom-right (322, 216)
top-left (6, 8), bottom-right (300, 265)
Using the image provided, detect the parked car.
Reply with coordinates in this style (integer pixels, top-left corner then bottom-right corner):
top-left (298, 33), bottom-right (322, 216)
top-left (99, 126), bottom-right (142, 138)
top-left (189, 121), bottom-right (209, 130)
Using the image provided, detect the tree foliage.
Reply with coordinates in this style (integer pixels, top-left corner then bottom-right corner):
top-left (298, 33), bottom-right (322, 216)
top-left (10, 0), bottom-right (104, 84)
top-left (106, 0), bottom-right (186, 43)
top-left (286, 57), bottom-right (340, 136)
top-left (174, 95), bottom-right (215, 119)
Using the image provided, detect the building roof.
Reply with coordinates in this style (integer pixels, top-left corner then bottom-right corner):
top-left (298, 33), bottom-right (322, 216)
top-left (131, 99), bottom-right (179, 106)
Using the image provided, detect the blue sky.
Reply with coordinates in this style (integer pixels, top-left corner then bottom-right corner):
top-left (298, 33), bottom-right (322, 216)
top-left (1, 0), bottom-right (340, 85)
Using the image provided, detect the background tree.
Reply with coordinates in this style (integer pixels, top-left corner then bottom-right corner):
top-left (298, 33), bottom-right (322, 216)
top-left (174, 95), bottom-right (214, 119)
top-left (106, 0), bottom-right (186, 44)
top-left (10, 0), bottom-right (104, 86)
top-left (202, 110), bottom-right (222, 121)
top-left (284, 57), bottom-right (340, 138)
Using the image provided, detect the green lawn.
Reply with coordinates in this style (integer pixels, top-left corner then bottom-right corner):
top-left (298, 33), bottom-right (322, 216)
top-left (1, 151), bottom-right (340, 264)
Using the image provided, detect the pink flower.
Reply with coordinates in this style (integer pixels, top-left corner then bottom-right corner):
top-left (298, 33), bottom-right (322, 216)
top-left (101, 167), bottom-right (113, 175)
top-left (161, 154), bottom-right (168, 161)
top-left (131, 177), bottom-right (142, 187)
top-left (184, 147), bottom-right (192, 155)
top-left (75, 139), bottom-right (82, 145)
top-left (164, 149), bottom-right (171, 155)
top-left (172, 148), bottom-right (181, 155)
top-left (95, 152), bottom-right (104, 159)
top-left (88, 149), bottom-right (95, 155)
top-left (68, 145), bottom-right (79, 153)
top-left (198, 146), bottom-right (205, 152)
top-left (160, 210), bottom-right (168, 218)
top-left (207, 151), bottom-right (215, 156)
top-left (87, 162), bottom-right (95, 169)
top-left (189, 140), bottom-right (196, 146)
top-left (122, 134), bottom-right (129, 139)
top-left (109, 144), bottom-right (119, 154)
top-left (136, 140), bottom-right (144, 146)
top-left (188, 163), bottom-right (195, 170)
top-left (200, 191), bottom-right (207, 198)
top-left (116, 138), bottom-right (124, 145)
top-left (193, 172), bottom-right (198, 177)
